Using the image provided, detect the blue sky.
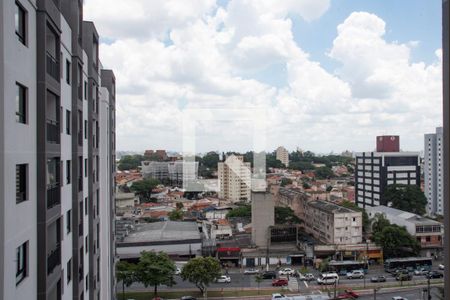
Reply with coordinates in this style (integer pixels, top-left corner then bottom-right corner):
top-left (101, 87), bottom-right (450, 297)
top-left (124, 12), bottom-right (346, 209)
top-left (86, 0), bottom-right (443, 153)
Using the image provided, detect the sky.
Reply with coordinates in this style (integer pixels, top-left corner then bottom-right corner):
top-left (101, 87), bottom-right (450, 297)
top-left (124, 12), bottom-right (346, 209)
top-left (84, 0), bottom-right (443, 154)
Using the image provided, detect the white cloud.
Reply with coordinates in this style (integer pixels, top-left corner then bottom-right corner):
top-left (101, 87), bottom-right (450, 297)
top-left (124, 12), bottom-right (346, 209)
top-left (88, 2), bottom-right (441, 153)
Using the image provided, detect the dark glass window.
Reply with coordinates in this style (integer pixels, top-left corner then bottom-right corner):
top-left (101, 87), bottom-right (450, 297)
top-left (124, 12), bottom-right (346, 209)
top-left (16, 164), bottom-right (27, 203)
top-left (16, 83), bottom-right (27, 123)
top-left (15, 2), bottom-right (26, 44)
top-left (16, 241), bottom-right (28, 285)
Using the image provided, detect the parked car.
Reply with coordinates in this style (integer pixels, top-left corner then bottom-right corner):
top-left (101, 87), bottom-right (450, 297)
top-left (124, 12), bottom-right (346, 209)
top-left (317, 272), bottom-right (339, 285)
top-left (439, 264), bottom-right (445, 270)
top-left (278, 268), bottom-right (295, 276)
top-left (216, 275), bottom-right (231, 283)
top-left (396, 273), bottom-right (412, 281)
top-left (262, 271), bottom-right (277, 279)
top-left (272, 293), bottom-right (286, 299)
top-left (244, 268), bottom-right (260, 275)
top-left (272, 278), bottom-right (289, 286)
top-left (303, 273), bottom-right (315, 281)
top-left (370, 275), bottom-right (386, 282)
top-left (413, 268), bottom-right (429, 276)
top-left (392, 297), bottom-right (409, 300)
top-left (346, 270), bottom-right (364, 279)
top-left (180, 297), bottom-right (197, 300)
top-left (426, 271), bottom-right (444, 279)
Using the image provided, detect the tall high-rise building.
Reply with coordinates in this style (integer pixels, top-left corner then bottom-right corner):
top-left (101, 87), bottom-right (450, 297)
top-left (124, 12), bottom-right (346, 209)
top-left (218, 155), bottom-right (251, 202)
top-left (424, 127), bottom-right (444, 215)
top-left (276, 146), bottom-right (289, 167)
top-left (355, 151), bottom-right (420, 208)
top-left (0, 1), bottom-right (116, 299)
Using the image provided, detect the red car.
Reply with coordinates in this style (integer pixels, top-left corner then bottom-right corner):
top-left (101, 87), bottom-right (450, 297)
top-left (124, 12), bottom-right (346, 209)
top-left (335, 289), bottom-right (359, 299)
top-left (272, 278), bottom-right (288, 286)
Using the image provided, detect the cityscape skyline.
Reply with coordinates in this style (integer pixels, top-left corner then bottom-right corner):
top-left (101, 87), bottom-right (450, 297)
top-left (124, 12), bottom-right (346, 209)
top-left (84, 0), bottom-right (442, 153)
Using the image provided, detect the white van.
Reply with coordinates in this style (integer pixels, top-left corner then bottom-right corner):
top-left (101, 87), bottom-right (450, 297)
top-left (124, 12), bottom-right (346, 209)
top-left (316, 272), bottom-right (339, 285)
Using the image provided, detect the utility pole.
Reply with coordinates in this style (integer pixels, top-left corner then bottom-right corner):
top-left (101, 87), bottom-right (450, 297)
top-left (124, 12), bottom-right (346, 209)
top-left (427, 276), bottom-right (431, 300)
top-left (333, 279), bottom-right (337, 299)
top-left (373, 287), bottom-right (380, 300)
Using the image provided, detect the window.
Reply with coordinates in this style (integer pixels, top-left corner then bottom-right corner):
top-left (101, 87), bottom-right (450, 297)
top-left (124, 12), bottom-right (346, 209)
top-left (84, 120), bottom-right (87, 139)
top-left (66, 160), bottom-right (71, 184)
top-left (85, 236), bottom-right (88, 253)
top-left (15, 2), bottom-right (26, 44)
top-left (66, 210), bottom-right (71, 234)
top-left (66, 110), bottom-right (71, 134)
top-left (66, 60), bottom-right (71, 85)
top-left (85, 197), bottom-right (88, 215)
top-left (67, 259), bottom-right (72, 283)
top-left (86, 275), bottom-right (89, 291)
top-left (84, 81), bottom-right (87, 100)
top-left (16, 83), bottom-right (27, 123)
top-left (84, 159), bottom-right (87, 177)
top-left (16, 241), bottom-right (28, 285)
top-left (16, 164), bottom-right (27, 203)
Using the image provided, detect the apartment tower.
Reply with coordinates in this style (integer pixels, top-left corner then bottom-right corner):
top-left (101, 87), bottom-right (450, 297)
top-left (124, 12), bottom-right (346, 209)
top-left (0, 1), bottom-right (116, 300)
top-left (276, 146), bottom-right (289, 167)
top-left (218, 155), bottom-right (251, 202)
top-left (424, 127), bottom-right (444, 215)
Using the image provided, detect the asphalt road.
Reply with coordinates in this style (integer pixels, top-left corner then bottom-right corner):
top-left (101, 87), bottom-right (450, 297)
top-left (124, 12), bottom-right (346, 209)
top-left (359, 286), bottom-right (442, 300)
top-left (123, 265), bottom-right (443, 292)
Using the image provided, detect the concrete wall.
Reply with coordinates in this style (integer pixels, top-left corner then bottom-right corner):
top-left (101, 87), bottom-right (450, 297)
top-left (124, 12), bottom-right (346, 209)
top-left (1, 1), bottom-right (38, 299)
top-left (251, 192), bottom-right (274, 247)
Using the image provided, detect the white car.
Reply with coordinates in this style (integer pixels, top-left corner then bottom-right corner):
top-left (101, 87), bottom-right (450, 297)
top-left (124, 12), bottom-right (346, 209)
top-left (392, 297), bottom-right (408, 300)
top-left (272, 293), bottom-right (287, 300)
top-left (413, 268), bottom-right (428, 275)
top-left (346, 270), bottom-right (364, 279)
top-left (216, 275), bottom-right (231, 283)
top-left (244, 268), bottom-right (260, 275)
top-left (317, 272), bottom-right (339, 285)
top-left (439, 264), bottom-right (444, 270)
top-left (278, 268), bottom-right (295, 276)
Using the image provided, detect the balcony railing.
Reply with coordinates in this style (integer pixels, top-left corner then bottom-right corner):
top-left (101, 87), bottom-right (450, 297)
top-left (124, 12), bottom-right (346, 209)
top-left (46, 119), bottom-right (60, 144)
top-left (47, 184), bottom-right (60, 209)
top-left (46, 52), bottom-right (60, 81)
top-left (47, 244), bottom-right (61, 275)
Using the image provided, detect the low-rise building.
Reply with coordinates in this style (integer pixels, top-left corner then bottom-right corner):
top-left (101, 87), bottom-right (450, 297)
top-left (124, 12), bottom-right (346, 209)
top-left (116, 192), bottom-right (139, 208)
top-left (366, 206), bottom-right (443, 257)
top-left (116, 221), bottom-right (202, 260)
top-left (304, 200), bottom-right (363, 245)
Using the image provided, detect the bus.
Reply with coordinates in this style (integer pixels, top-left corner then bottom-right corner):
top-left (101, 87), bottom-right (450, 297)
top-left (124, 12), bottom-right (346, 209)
top-left (328, 260), bottom-right (368, 275)
top-left (384, 257), bottom-right (433, 273)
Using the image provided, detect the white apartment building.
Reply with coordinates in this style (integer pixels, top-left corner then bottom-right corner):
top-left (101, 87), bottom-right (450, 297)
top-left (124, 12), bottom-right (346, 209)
top-left (218, 155), bottom-right (251, 202)
top-left (304, 201), bottom-right (363, 245)
top-left (355, 152), bottom-right (420, 208)
top-left (424, 127), bottom-right (444, 215)
top-left (0, 1), bottom-right (116, 299)
top-left (276, 146), bottom-right (289, 167)
top-left (141, 160), bottom-right (198, 186)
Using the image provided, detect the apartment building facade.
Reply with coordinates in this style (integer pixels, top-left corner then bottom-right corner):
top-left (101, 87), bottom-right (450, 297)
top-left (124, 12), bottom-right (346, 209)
top-left (141, 160), bottom-right (198, 186)
top-left (276, 146), bottom-right (289, 167)
top-left (304, 201), bottom-right (363, 245)
top-left (355, 151), bottom-right (420, 208)
top-left (218, 155), bottom-right (251, 202)
top-left (0, 1), bottom-right (115, 299)
top-left (424, 127), bottom-right (444, 215)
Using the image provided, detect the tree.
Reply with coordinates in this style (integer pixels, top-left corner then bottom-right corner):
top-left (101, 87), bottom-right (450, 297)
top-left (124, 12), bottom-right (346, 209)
top-left (180, 256), bottom-right (222, 297)
top-left (280, 178), bottom-right (293, 187)
top-left (118, 154), bottom-right (146, 170)
top-left (289, 161), bottom-right (316, 171)
top-left (130, 178), bottom-right (160, 202)
top-left (168, 209), bottom-right (184, 221)
top-left (116, 261), bottom-right (137, 300)
top-left (370, 213), bottom-right (390, 235)
top-left (176, 202), bottom-right (184, 210)
top-left (314, 166), bottom-right (334, 179)
top-left (135, 251), bottom-right (176, 296)
top-left (373, 224), bottom-right (420, 257)
top-left (226, 204), bottom-right (251, 218)
top-left (202, 151), bottom-right (220, 169)
top-left (383, 184), bottom-right (427, 215)
top-left (275, 206), bottom-right (300, 224)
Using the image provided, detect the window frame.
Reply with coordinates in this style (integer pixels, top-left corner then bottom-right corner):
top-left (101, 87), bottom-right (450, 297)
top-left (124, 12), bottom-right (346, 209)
top-left (16, 241), bottom-right (28, 285)
top-left (15, 83), bottom-right (27, 124)
top-left (16, 164), bottom-right (28, 203)
top-left (15, 1), bottom-right (27, 45)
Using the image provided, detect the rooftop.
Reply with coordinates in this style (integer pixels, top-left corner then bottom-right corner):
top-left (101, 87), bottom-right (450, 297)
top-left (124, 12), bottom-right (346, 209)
top-left (366, 206), bottom-right (442, 226)
top-left (308, 200), bottom-right (357, 214)
top-left (121, 221), bottom-right (201, 243)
